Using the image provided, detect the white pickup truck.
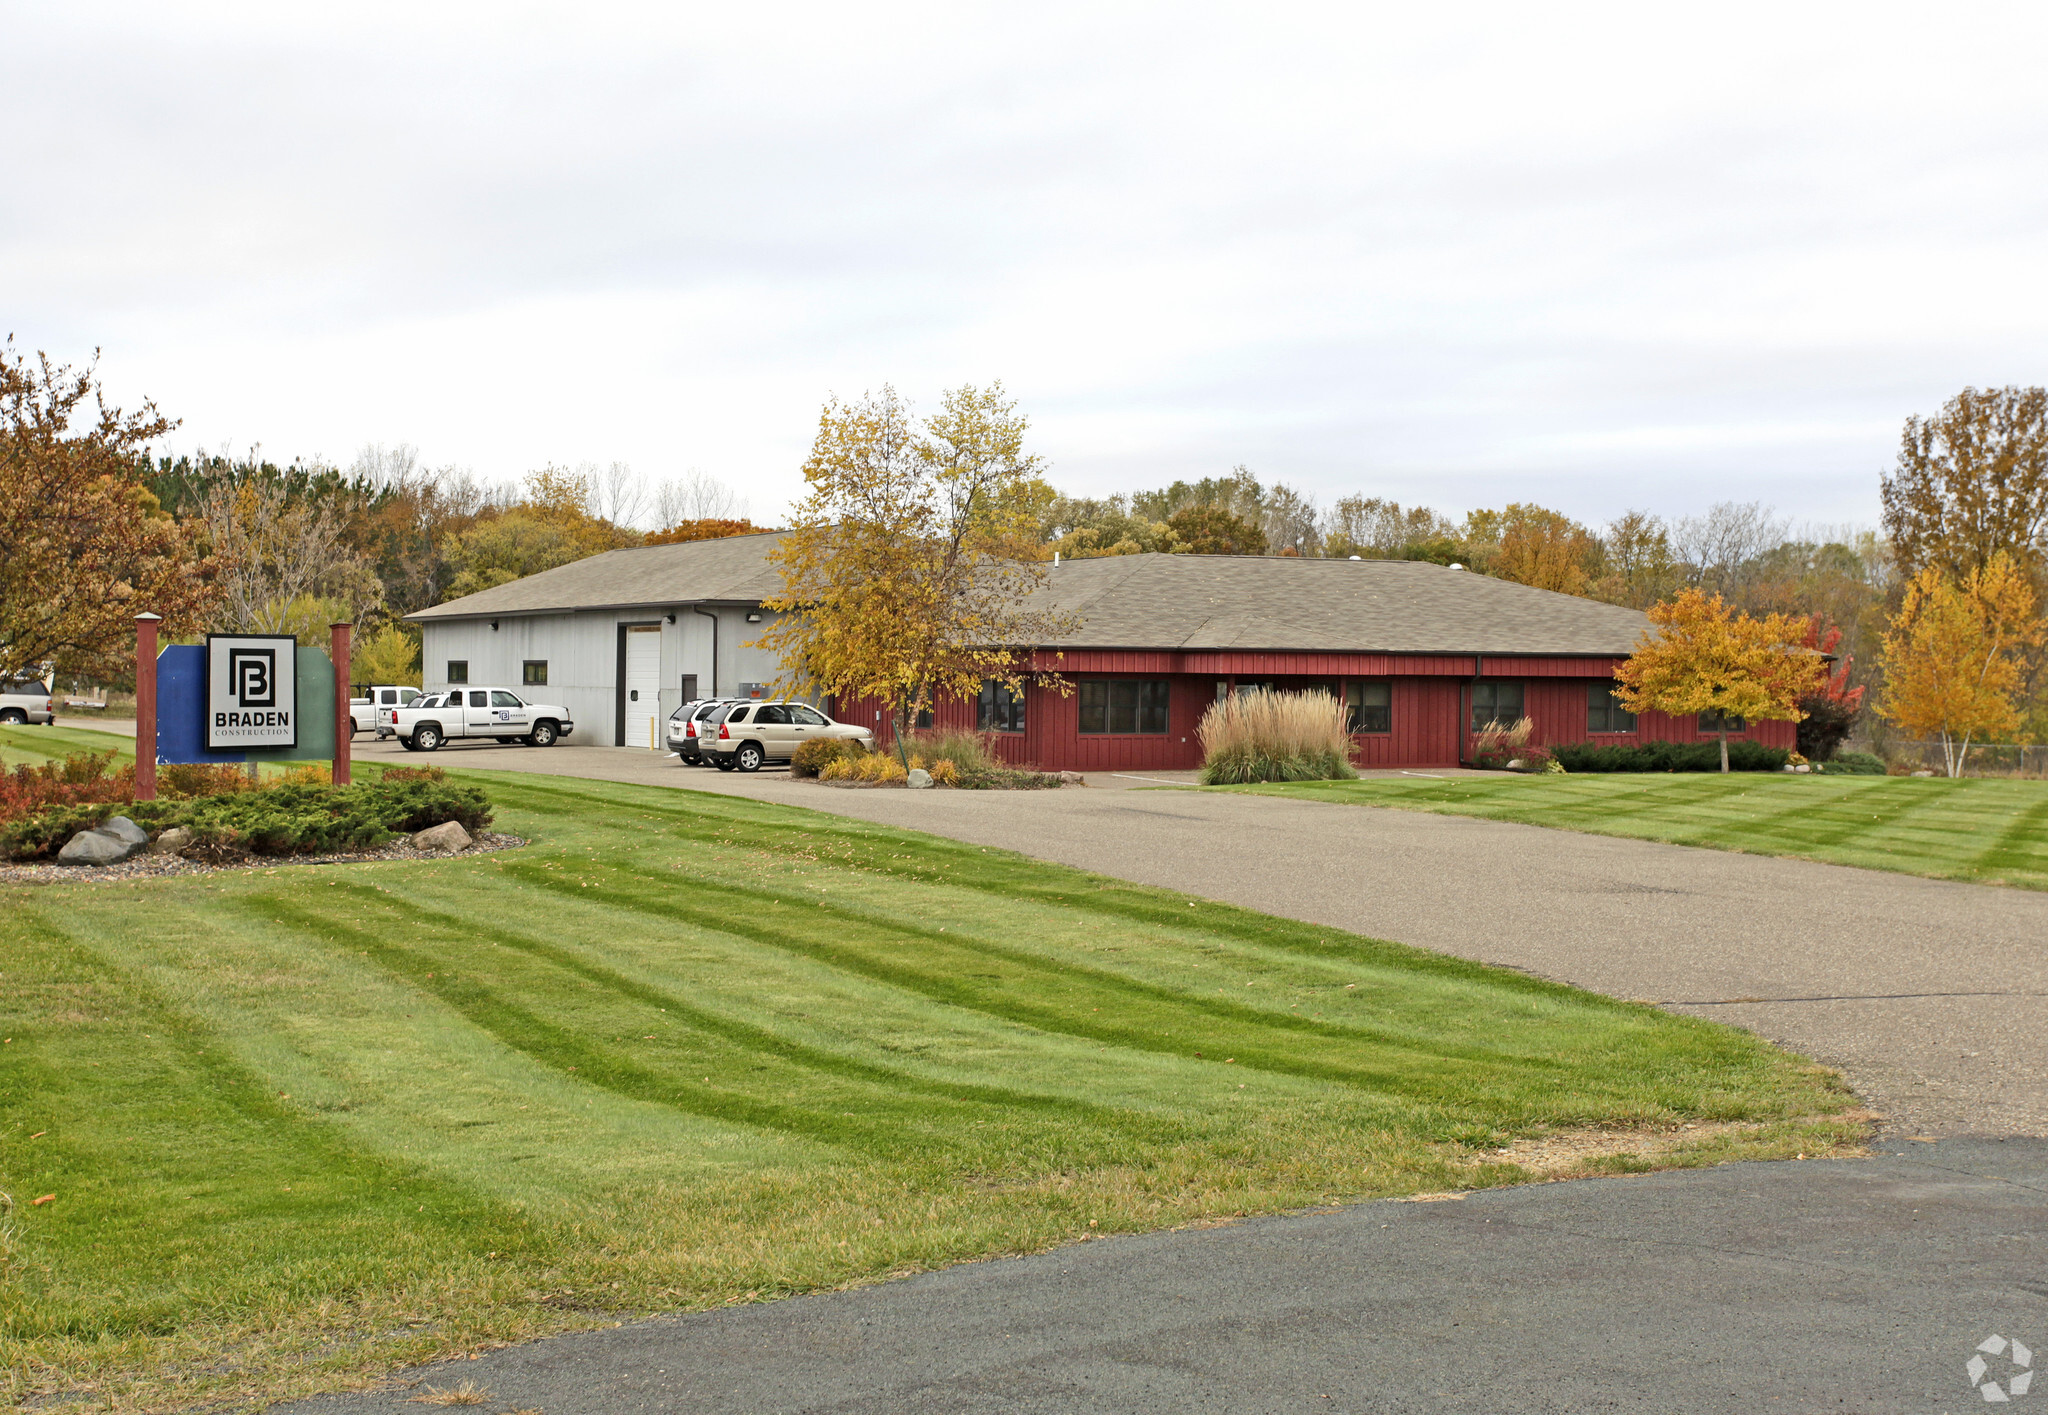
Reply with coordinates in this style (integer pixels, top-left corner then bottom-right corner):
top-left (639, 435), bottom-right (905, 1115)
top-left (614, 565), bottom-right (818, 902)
top-left (351, 684), bottom-right (420, 738)
top-left (390, 688), bottom-right (576, 752)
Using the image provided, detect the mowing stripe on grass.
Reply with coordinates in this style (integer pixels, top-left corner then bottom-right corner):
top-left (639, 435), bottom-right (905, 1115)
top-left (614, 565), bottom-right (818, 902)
top-left (316, 881), bottom-right (1163, 1133)
top-left (1975, 796), bottom-right (2048, 878)
top-left (495, 860), bottom-right (1578, 1109)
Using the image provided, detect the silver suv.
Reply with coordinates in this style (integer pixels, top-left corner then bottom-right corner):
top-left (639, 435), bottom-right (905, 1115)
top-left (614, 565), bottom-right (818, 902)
top-left (665, 698), bottom-right (742, 766)
top-left (703, 700), bottom-right (874, 773)
top-left (0, 675), bottom-right (55, 726)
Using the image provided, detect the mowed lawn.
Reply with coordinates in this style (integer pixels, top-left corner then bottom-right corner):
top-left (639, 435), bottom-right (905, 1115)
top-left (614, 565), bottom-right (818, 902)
top-left (1226, 772), bottom-right (2048, 889)
top-left (2, 761), bottom-right (1855, 1411)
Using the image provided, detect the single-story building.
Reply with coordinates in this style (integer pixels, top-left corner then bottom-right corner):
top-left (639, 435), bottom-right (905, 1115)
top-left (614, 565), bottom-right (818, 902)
top-left (406, 532), bottom-right (1793, 767)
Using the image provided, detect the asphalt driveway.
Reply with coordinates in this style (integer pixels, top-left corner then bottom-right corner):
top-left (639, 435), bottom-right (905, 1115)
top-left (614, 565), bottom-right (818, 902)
top-left (352, 735), bottom-right (2048, 1139)
top-left (273, 1135), bottom-right (2048, 1415)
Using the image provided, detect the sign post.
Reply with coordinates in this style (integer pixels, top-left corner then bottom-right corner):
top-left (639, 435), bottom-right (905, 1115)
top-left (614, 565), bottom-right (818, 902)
top-left (330, 621), bottom-right (352, 786)
top-left (135, 613), bottom-right (162, 802)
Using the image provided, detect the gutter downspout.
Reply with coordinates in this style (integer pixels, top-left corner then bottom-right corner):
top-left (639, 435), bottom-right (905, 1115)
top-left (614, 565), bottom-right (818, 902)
top-left (1466, 653), bottom-right (1483, 765)
top-left (692, 605), bottom-right (719, 698)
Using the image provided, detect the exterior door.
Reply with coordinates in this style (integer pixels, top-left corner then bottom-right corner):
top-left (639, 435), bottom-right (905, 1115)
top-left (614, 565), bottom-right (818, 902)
top-left (462, 689), bottom-right (494, 736)
top-left (489, 690), bottom-right (530, 734)
top-left (624, 626), bottom-right (662, 746)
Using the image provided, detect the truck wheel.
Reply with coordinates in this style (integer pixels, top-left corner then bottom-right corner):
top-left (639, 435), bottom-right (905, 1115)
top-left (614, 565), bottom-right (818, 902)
top-left (528, 720), bottom-right (558, 747)
top-left (735, 741), bottom-right (765, 773)
top-left (399, 737), bottom-right (419, 752)
top-left (0, 709), bottom-right (25, 725)
top-left (413, 724), bottom-right (443, 752)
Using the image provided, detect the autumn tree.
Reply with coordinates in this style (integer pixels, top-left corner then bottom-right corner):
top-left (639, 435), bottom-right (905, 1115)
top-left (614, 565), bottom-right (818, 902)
top-left (1877, 552), bottom-right (2042, 777)
top-left (1793, 615), bottom-right (1866, 762)
top-left (1882, 386), bottom-right (2048, 584)
top-left (759, 383), bottom-right (1075, 755)
top-left (442, 466), bottom-right (642, 597)
top-left (1466, 503), bottom-right (1602, 595)
top-left (644, 517), bottom-right (762, 546)
top-left (1591, 510), bottom-right (1682, 608)
top-left (203, 476), bottom-right (385, 633)
top-left (1614, 589), bottom-right (1824, 772)
top-left (0, 342), bottom-right (219, 678)
top-left (1165, 504), bottom-right (1267, 555)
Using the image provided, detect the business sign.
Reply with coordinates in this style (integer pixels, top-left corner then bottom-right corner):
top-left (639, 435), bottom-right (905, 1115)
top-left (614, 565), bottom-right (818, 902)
top-left (206, 634), bottom-right (298, 749)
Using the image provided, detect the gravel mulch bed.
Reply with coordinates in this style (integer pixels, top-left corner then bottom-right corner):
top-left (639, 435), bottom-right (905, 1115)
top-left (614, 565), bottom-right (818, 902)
top-left (0, 831), bottom-right (527, 887)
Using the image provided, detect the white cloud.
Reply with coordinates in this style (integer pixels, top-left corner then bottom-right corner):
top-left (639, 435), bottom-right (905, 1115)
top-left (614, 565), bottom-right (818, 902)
top-left (4, 0), bottom-right (2046, 527)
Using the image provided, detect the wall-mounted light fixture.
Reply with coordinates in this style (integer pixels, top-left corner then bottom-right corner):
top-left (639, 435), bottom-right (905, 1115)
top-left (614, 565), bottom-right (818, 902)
top-left (490, 620), bottom-right (499, 631)
top-left (745, 611), bottom-right (762, 623)
top-left (666, 613), bottom-right (676, 624)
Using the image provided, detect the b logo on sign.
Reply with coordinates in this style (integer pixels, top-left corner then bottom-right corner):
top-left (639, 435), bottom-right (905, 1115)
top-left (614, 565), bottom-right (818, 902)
top-left (228, 648), bottom-right (275, 708)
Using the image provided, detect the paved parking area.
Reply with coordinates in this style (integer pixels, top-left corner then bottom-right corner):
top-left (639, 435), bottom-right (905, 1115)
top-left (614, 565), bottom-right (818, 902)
top-left (355, 735), bottom-right (2048, 1139)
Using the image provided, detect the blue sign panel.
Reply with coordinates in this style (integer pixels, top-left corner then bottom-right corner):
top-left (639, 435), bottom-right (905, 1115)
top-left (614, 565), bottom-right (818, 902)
top-left (156, 643), bottom-right (336, 765)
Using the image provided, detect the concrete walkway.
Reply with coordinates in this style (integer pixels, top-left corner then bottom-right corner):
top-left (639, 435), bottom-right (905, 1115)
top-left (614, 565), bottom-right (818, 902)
top-left (274, 1135), bottom-right (2048, 1415)
top-left (352, 735), bottom-right (2048, 1138)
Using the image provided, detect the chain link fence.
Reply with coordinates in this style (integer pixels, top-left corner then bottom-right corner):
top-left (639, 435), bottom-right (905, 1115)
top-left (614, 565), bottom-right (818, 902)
top-left (1880, 741), bottom-right (2048, 778)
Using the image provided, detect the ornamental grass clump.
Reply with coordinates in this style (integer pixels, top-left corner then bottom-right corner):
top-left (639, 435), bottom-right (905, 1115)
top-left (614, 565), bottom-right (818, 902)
top-left (1197, 690), bottom-right (1355, 785)
top-left (1470, 717), bottom-right (1554, 772)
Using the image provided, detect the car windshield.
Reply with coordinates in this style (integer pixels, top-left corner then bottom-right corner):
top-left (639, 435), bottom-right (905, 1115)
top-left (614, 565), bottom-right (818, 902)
top-left (696, 702), bottom-right (732, 721)
top-left (417, 693), bottom-right (447, 708)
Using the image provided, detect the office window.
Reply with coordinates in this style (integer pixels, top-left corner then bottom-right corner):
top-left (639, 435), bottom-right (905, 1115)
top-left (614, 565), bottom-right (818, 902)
top-left (1077, 680), bottom-right (1170, 734)
top-left (446, 660), bottom-right (469, 684)
top-left (1588, 683), bottom-right (1637, 734)
top-left (1346, 682), bottom-right (1392, 734)
top-left (522, 660), bottom-right (548, 686)
top-left (1471, 681), bottom-right (1524, 730)
top-left (1699, 709), bottom-right (1747, 734)
top-left (977, 679), bottom-right (1026, 733)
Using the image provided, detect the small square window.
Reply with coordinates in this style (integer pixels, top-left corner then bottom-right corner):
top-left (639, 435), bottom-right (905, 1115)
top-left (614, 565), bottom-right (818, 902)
top-left (1588, 683), bottom-right (1637, 734)
top-left (522, 660), bottom-right (548, 686)
top-left (977, 679), bottom-right (1026, 733)
top-left (446, 660), bottom-right (469, 684)
top-left (1346, 682), bottom-right (1392, 734)
top-left (1472, 681), bottom-right (1523, 731)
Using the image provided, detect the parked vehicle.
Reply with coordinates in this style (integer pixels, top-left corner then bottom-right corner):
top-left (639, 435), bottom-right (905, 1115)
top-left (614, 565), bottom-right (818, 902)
top-left (665, 698), bottom-right (742, 765)
top-left (391, 688), bottom-right (575, 752)
top-left (351, 684), bottom-right (421, 738)
top-left (701, 700), bottom-right (873, 773)
top-left (0, 673), bottom-right (55, 726)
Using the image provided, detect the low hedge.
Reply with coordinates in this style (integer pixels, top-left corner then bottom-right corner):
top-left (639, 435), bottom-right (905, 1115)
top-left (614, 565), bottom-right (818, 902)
top-left (792, 737), bottom-right (857, 778)
top-left (1, 776), bottom-right (493, 861)
top-left (1549, 740), bottom-right (1791, 773)
top-left (1823, 751), bottom-right (1888, 775)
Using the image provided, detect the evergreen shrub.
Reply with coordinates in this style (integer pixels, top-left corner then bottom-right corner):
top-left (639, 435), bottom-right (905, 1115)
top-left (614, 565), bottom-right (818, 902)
top-left (1549, 740), bottom-right (1791, 773)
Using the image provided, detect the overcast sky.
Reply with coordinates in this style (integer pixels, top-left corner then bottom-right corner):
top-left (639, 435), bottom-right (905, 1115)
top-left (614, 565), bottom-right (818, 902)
top-left (6, 3), bottom-right (2046, 529)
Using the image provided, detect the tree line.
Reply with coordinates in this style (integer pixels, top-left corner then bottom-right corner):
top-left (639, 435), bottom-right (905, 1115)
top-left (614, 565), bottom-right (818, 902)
top-left (0, 339), bottom-right (759, 690)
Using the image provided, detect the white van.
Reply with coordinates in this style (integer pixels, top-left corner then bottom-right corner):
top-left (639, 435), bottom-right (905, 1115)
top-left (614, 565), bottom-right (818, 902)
top-left (0, 674), bottom-right (55, 726)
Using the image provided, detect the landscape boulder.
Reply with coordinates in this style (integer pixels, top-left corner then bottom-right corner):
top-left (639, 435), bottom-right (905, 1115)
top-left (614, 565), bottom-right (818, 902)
top-left (57, 827), bottom-right (138, 866)
top-left (151, 826), bottom-right (194, 854)
top-left (100, 816), bottom-right (149, 847)
top-left (906, 768), bottom-right (933, 789)
top-left (1057, 770), bottom-right (1086, 786)
top-left (411, 820), bottom-right (473, 853)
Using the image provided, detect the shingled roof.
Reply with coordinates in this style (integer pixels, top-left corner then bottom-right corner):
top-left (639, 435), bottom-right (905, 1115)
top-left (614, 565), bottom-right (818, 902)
top-left (406, 532), bottom-right (787, 621)
top-left (407, 532), bottom-right (1653, 656)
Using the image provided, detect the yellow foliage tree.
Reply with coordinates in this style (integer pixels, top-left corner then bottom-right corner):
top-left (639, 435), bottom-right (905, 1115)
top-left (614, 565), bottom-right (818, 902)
top-left (1466, 503), bottom-right (1602, 595)
top-left (758, 383), bottom-right (1075, 757)
top-left (1614, 588), bottom-right (1823, 772)
top-left (1877, 552), bottom-right (2042, 777)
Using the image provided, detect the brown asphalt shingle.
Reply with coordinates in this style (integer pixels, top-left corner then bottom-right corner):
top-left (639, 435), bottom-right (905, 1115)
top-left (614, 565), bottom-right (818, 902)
top-left (407, 534), bottom-right (1653, 656)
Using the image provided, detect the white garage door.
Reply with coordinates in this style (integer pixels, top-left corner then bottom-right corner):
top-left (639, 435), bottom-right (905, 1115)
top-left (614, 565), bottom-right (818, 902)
top-left (624, 626), bottom-right (662, 746)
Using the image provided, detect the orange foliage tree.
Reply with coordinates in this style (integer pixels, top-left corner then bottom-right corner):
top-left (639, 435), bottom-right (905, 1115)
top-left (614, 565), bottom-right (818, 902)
top-left (0, 342), bottom-right (219, 679)
top-left (644, 518), bottom-right (763, 546)
top-left (758, 383), bottom-right (1073, 756)
top-left (1877, 552), bottom-right (2042, 777)
top-left (1614, 588), bottom-right (1823, 772)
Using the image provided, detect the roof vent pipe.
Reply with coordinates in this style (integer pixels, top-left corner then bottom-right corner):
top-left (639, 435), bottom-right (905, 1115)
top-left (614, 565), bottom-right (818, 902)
top-left (1348, 555), bottom-right (1362, 561)
top-left (1448, 563), bottom-right (1466, 571)
top-left (1054, 552), bottom-right (1060, 567)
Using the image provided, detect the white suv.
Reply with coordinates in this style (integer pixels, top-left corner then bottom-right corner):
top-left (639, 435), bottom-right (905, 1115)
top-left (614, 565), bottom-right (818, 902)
top-left (702, 700), bottom-right (873, 773)
top-left (0, 675), bottom-right (55, 726)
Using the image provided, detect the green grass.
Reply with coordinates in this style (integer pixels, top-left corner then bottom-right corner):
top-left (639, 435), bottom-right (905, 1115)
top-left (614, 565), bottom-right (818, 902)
top-left (2, 768), bottom-right (1855, 1411)
top-left (0, 721), bottom-right (307, 785)
top-left (1224, 773), bottom-right (2048, 888)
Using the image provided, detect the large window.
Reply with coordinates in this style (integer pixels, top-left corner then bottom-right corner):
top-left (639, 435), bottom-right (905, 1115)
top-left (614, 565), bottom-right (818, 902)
top-left (1698, 709), bottom-right (1746, 734)
top-left (1078, 679), bottom-right (1170, 734)
top-left (977, 679), bottom-right (1026, 733)
top-left (1471, 681), bottom-right (1524, 731)
top-left (522, 660), bottom-right (548, 686)
top-left (1346, 682), bottom-right (1391, 734)
top-left (446, 660), bottom-right (469, 684)
top-left (1587, 682), bottom-right (1637, 734)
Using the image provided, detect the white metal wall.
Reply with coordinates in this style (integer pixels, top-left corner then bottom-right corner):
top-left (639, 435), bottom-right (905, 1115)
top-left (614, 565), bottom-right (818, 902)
top-left (419, 604), bottom-right (791, 747)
